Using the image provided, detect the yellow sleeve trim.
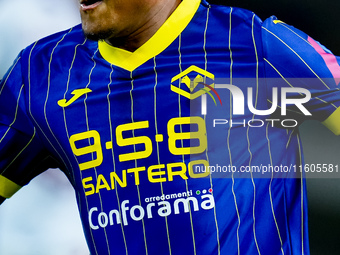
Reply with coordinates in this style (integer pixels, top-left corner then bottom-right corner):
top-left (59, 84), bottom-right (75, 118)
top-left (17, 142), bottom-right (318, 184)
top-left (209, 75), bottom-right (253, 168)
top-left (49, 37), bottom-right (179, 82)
top-left (273, 20), bottom-right (285, 24)
top-left (322, 107), bottom-right (340, 136)
top-left (98, 0), bottom-right (201, 72)
top-left (0, 175), bottom-right (21, 198)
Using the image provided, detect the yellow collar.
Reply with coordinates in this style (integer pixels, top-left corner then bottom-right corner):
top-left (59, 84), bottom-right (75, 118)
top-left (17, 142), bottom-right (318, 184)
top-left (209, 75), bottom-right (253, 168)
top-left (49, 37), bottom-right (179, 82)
top-left (98, 0), bottom-right (201, 72)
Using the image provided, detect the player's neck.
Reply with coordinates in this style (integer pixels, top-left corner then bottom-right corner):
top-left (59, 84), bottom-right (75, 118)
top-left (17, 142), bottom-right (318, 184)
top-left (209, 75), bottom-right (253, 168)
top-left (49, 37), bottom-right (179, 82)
top-left (105, 0), bottom-right (181, 52)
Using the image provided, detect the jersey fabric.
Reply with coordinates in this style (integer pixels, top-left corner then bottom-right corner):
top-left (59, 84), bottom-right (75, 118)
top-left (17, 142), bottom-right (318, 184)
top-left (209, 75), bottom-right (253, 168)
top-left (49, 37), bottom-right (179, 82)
top-left (1, 0), bottom-right (340, 254)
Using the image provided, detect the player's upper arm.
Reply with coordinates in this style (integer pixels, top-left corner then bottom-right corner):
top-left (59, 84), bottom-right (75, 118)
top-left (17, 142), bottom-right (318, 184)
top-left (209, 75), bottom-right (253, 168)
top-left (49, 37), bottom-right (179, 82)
top-left (261, 16), bottom-right (340, 134)
top-left (0, 52), bottom-right (61, 200)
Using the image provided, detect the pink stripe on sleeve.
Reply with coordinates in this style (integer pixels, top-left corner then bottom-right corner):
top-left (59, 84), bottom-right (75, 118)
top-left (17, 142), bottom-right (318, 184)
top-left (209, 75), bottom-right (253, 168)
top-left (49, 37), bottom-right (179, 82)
top-left (308, 36), bottom-right (340, 86)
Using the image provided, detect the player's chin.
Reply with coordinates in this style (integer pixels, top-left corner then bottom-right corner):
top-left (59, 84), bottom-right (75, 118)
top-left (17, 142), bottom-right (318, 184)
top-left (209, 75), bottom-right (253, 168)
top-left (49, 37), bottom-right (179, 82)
top-left (82, 25), bottom-right (114, 41)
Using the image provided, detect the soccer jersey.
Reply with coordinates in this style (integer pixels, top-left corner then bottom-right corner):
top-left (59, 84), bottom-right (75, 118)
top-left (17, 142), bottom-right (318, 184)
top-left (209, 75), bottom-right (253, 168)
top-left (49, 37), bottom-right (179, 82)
top-left (1, 0), bottom-right (340, 254)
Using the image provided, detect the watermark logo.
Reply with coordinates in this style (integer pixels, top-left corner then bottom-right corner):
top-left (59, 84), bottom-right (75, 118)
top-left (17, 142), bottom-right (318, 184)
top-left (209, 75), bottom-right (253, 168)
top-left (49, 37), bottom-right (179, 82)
top-left (171, 66), bottom-right (312, 118)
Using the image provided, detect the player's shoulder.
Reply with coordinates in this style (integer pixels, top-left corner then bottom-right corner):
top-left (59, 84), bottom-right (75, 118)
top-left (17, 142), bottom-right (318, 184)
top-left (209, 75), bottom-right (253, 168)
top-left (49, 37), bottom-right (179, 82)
top-left (261, 16), bottom-right (310, 42)
top-left (260, 15), bottom-right (334, 61)
top-left (36, 24), bottom-right (85, 46)
top-left (20, 24), bottom-right (94, 60)
top-left (206, 1), bottom-right (263, 25)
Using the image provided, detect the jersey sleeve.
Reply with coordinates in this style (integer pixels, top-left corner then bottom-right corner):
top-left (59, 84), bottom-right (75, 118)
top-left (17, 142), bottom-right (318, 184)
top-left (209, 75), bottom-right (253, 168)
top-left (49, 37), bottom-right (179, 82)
top-left (261, 16), bottom-right (340, 135)
top-left (0, 53), bottom-right (59, 201)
